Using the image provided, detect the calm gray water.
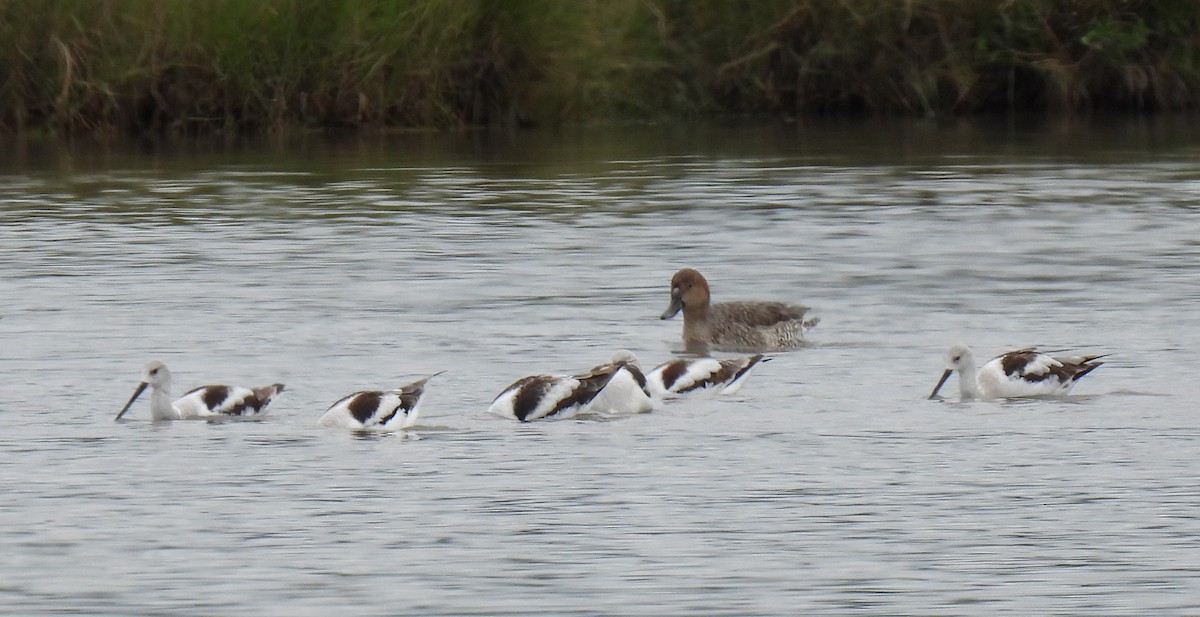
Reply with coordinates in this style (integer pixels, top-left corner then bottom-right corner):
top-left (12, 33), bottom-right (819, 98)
top-left (2, 121), bottom-right (1199, 615)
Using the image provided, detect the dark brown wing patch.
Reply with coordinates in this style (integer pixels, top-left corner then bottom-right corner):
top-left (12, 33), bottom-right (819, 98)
top-left (999, 351), bottom-right (1044, 380)
top-left (508, 376), bottom-right (554, 422)
top-left (347, 391), bottom-right (383, 424)
top-left (198, 386), bottom-right (231, 411)
top-left (658, 360), bottom-right (690, 392)
top-left (1001, 350), bottom-right (1105, 384)
top-left (507, 370), bottom-right (617, 422)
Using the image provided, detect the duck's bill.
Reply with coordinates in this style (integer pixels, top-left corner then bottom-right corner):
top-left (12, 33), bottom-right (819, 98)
top-left (114, 382), bottom-right (148, 420)
top-left (660, 295), bottom-right (683, 320)
top-left (928, 369), bottom-right (953, 400)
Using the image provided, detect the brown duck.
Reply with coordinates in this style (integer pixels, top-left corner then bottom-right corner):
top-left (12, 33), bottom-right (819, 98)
top-left (660, 268), bottom-right (818, 351)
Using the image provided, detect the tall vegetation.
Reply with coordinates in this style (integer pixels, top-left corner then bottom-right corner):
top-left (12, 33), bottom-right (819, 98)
top-left (1, 0), bottom-right (1198, 134)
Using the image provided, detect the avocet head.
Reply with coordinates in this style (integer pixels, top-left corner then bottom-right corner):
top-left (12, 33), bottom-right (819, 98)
top-left (929, 344), bottom-right (974, 399)
top-left (115, 360), bottom-right (171, 420)
top-left (943, 344), bottom-right (974, 372)
top-left (609, 349), bottom-right (640, 367)
top-left (140, 360), bottom-right (172, 388)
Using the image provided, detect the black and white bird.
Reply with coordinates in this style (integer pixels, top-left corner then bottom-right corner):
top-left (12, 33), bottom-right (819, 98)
top-left (929, 345), bottom-right (1106, 400)
top-left (319, 372), bottom-right (444, 430)
top-left (115, 360), bottom-right (284, 421)
top-left (645, 354), bottom-right (769, 398)
top-left (488, 351), bottom-right (654, 422)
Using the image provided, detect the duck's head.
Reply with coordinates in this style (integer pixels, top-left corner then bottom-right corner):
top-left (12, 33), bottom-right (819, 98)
top-left (660, 268), bottom-right (710, 319)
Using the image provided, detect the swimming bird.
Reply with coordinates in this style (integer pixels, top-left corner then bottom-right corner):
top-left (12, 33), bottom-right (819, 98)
top-left (114, 360), bottom-right (284, 421)
top-left (660, 268), bottom-right (818, 351)
top-left (929, 345), bottom-right (1106, 400)
top-left (646, 354), bottom-right (769, 398)
top-left (488, 351), bottom-right (654, 422)
top-left (319, 372), bottom-right (445, 430)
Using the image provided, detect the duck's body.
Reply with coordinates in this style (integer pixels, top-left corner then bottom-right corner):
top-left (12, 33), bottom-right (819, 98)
top-left (929, 345), bottom-right (1105, 400)
top-left (660, 268), bottom-right (817, 351)
top-left (115, 361), bottom-right (284, 421)
top-left (646, 354), bottom-right (768, 398)
top-left (319, 372), bottom-right (443, 429)
top-left (488, 351), bottom-right (654, 422)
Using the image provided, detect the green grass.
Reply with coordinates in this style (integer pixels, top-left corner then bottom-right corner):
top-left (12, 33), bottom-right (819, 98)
top-left (2, 0), bottom-right (1199, 135)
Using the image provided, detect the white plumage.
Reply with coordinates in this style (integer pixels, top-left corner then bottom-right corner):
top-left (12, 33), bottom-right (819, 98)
top-left (929, 344), bottom-right (1105, 400)
top-left (488, 351), bottom-right (654, 422)
top-left (319, 372), bottom-right (443, 430)
top-left (646, 354), bottom-right (768, 398)
top-left (114, 360), bottom-right (284, 421)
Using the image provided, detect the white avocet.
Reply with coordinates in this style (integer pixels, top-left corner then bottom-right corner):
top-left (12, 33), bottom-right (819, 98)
top-left (646, 353), bottom-right (769, 398)
top-left (488, 351), bottom-right (654, 422)
top-left (929, 344), bottom-right (1106, 400)
top-left (114, 360), bottom-right (285, 421)
top-left (319, 372), bottom-right (445, 430)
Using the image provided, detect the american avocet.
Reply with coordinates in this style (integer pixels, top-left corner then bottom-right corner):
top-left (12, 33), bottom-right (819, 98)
top-left (585, 350), bottom-right (655, 415)
top-left (660, 268), bottom-right (818, 351)
top-left (114, 360), bottom-right (285, 421)
top-left (318, 372), bottom-right (445, 430)
top-left (488, 351), bottom-right (654, 422)
top-left (646, 354), bottom-right (769, 398)
top-left (929, 345), bottom-right (1106, 400)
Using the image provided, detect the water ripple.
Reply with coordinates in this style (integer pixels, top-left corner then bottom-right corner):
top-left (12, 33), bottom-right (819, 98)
top-left (1, 133), bottom-right (1199, 615)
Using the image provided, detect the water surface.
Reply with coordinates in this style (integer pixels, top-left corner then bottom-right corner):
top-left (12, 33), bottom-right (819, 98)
top-left (1, 120), bottom-right (1199, 615)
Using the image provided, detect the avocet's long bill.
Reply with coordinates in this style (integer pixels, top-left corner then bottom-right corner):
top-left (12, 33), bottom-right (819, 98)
top-left (928, 369), bottom-right (953, 399)
top-left (115, 382), bottom-right (149, 420)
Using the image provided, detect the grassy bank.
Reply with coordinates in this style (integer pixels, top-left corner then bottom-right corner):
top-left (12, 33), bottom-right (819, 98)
top-left (3, 0), bottom-right (1200, 135)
